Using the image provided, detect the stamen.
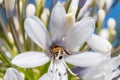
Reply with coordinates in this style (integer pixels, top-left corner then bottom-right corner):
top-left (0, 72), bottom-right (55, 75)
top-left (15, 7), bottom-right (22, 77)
top-left (48, 58), bottom-right (54, 73)
top-left (63, 48), bottom-right (71, 55)
top-left (61, 59), bottom-right (77, 76)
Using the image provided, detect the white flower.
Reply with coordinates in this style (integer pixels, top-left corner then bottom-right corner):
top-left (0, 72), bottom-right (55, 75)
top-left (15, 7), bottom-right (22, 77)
top-left (105, 0), bottom-right (113, 11)
top-left (26, 4), bottom-right (36, 17)
top-left (4, 68), bottom-right (24, 80)
top-left (79, 54), bottom-right (120, 80)
top-left (99, 28), bottom-right (109, 40)
top-left (4, 0), bottom-right (16, 18)
top-left (12, 3), bottom-right (105, 80)
top-left (108, 18), bottom-right (116, 30)
top-left (87, 34), bottom-right (112, 53)
top-left (97, 0), bottom-right (105, 9)
top-left (0, 0), bottom-right (3, 4)
top-left (68, 0), bottom-right (79, 14)
top-left (98, 9), bottom-right (106, 23)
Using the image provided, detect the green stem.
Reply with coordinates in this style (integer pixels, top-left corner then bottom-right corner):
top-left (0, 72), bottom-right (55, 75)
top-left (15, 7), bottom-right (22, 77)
top-left (80, 42), bottom-right (87, 51)
top-left (8, 18), bottom-right (24, 53)
top-left (65, 0), bottom-right (71, 13)
top-left (0, 48), bottom-right (12, 67)
top-left (0, 15), bottom-right (8, 38)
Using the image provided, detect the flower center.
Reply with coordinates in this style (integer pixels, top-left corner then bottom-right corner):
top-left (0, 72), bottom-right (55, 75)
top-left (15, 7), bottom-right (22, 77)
top-left (50, 44), bottom-right (70, 60)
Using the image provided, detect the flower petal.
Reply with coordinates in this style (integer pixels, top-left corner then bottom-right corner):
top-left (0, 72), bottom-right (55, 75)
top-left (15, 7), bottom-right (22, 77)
top-left (47, 60), bottom-right (68, 80)
top-left (50, 3), bottom-right (66, 43)
top-left (105, 70), bottom-right (120, 80)
top-left (24, 16), bottom-right (51, 49)
top-left (52, 70), bottom-right (68, 80)
top-left (5, 0), bottom-right (15, 18)
top-left (63, 17), bottom-right (95, 49)
top-left (4, 68), bottom-right (23, 80)
top-left (87, 34), bottom-right (112, 53)
top-left (78, 64), bottom-right (104, 80)
top-left (12, 51), bottom-right (50, 68)
top-left (65, 52), bottom-right (105, 67)
top-left (39, 73), bottom-right (52, 80)
top-left (110, 55), bottom-right (120, 70)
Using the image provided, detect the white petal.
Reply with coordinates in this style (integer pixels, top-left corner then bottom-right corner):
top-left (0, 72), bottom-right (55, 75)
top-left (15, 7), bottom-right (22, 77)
top-left (5, 0), bottom-right (15, 18)
top-left (87, 34), bottom-right (112, 53)
top-left (4, 68), bottom-right (23, 80)
top-left (52, 71), bottom-right (68, 80)
top-left (65, 52), bottom-right (105, 67)
top-left (50, 3), bottom-right (66, 43)
top-left (12, 51), bottom-right (50, 68)
top-left (39, 73), bottom-right (52, 80)
top-left (110, 55), bottom-right (120, 70)
top-left (65, 13), bottom-right (75, 34)
top-left (79, 62), bottom-right (105, 80)
top-left (118, 77), bottom-right (120, 80)
top-left (105, 70), bottom-right (120, 80)
top-left (48, 60), bottom-right (68, 80)
top-left (26, 4), bottom-right (36, 17)
top-left (24, 16), bottom-right (51, 49)
top-left (63, 17), bottom-right (95, 49)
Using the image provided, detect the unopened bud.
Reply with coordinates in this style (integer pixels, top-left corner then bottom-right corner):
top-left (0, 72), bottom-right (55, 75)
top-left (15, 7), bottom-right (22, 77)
top-left (5, 0), bottom-right (16, 18)
top-left (68, 0), bottom-right (79, 15)
top-left (98, 9), bottom-right (105, 22)
top-left (4, 68), bottom-right (24, 80)
top-left (87, 34), bottom-right (112, 53)
top-left (41, 13), bottom-right (48, 25)
top-left (105, 0), bottom-right (113, 11)
top-left (19, 0), bottom-right (22, 14)
top-left (99, 29), bottom-right (109, 40)
top-left (41, 8), bottom-right (50, 25)
top-left (8, 32), bottom-right (14, 44)
top-left (97, 0), bottom-right (105, 9)
top-left (42, 8), bottom-right (50, 16)
top-left (0, 0), bottom-right (3, 4)
top-left (35, 0), bottom-right (41, 5)
top-left (108, 18), bottom-right (116, 30)
top-left (65, 13), bottom-right (75, 34)
top-left (26, 4), bottom-right (36, 17)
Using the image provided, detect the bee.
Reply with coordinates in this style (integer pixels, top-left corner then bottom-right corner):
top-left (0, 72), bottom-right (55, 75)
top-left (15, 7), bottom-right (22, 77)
top-left (50, 44), bottom-right (70, 60)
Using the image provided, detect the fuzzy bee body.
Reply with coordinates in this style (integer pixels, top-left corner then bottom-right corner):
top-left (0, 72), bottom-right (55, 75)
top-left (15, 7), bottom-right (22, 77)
top-left (50, 44), bottom-right (71, 60)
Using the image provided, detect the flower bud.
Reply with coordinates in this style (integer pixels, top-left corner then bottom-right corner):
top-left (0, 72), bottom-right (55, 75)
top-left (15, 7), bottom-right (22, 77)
top-left (42, 8), bottom-right (50, 16)
top-left (35, 0), bottom-right (41, 5)
top-left (19, 0), bottom-right (23, 14)
top-left (98, 9), bottom-right (105, 23)
top-left (108, 18), bottom-right (116, 30)
top-left (77, 0), bottom-right (93, 20)
top-left (105, 0), bottom-right (113, 11)
top-left (41, 13), bottom-right (48, 25)
top-left (8, 32), bottom-right (14, 44)
top-left (4, 0), bottom-right (16, 18)
top-left (97, 0), bottom-right (105, 9)
top-left (4, 68), bottom-right (24, 80)
top-left (68, 0), bottom-right (79, 15)
top-left (99, 28), bottom-right (109, 40)
top-left (87, 34), bottom-right (112, 53)
top-left (26, 4), bottom-right (36, 17)
top-left (65, 13), bottom-right (75, 34)
top-left (0, 0), bottom-right (3, 4)
top-left (41, 8), bottom-right (50, 25)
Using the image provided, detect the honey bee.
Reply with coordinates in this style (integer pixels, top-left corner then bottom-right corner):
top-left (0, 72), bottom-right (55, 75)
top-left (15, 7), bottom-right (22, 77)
top-left (50, 44), bottom-right (70, 60)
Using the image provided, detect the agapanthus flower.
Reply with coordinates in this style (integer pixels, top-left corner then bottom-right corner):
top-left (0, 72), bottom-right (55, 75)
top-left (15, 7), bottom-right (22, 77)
top-left (74, 34), bottom-right (120, 80)
top-left (12, 3), bottom-right (105, 80)
top-left (87, 34), bottom-right (112, 53)
top-left (78, 54), bottom-right (120, 80)
top-left (4, 0), bottom-right (16, 18)
top-left (4, 68), bottom-right (23, 80)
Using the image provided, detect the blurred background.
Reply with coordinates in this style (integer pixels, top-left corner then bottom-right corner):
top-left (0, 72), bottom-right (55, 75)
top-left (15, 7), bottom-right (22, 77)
top-left (0, 0), bottom-right (120, 80)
